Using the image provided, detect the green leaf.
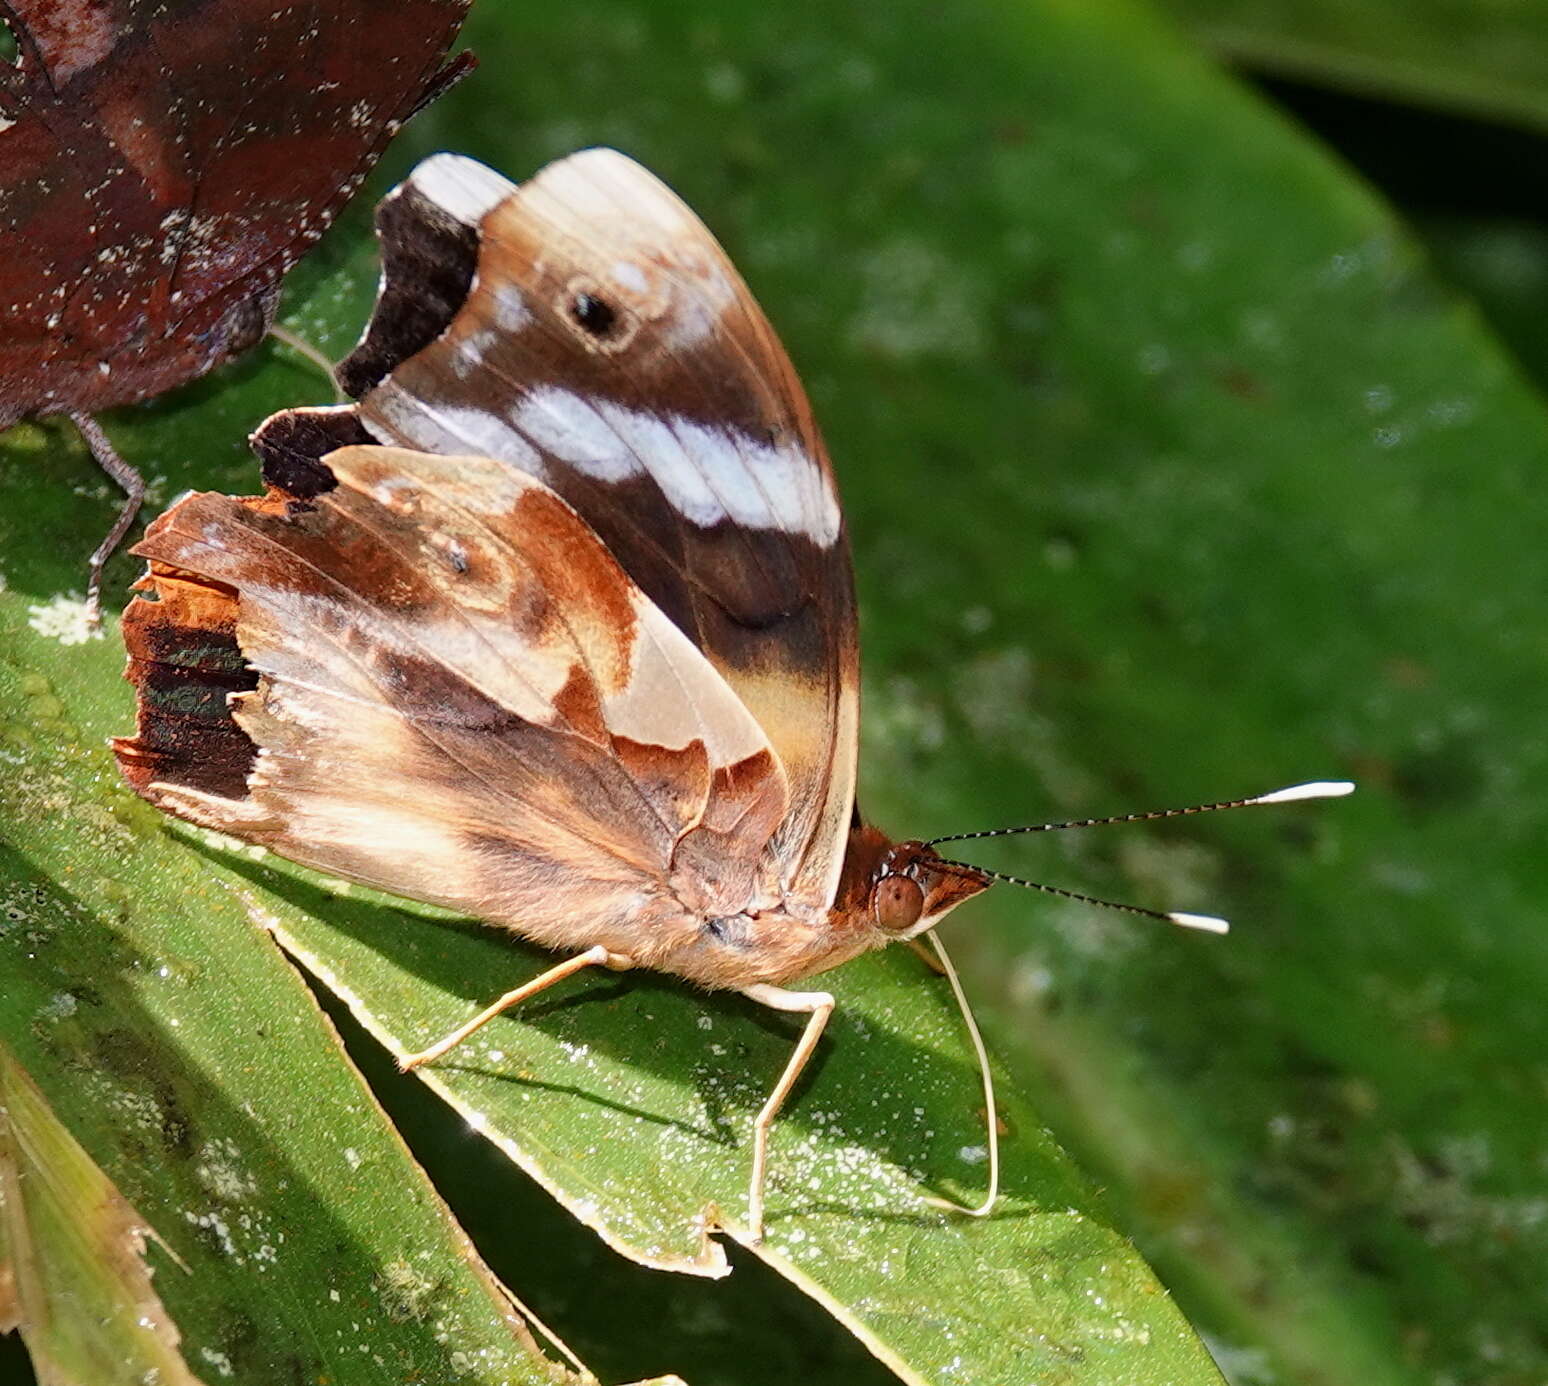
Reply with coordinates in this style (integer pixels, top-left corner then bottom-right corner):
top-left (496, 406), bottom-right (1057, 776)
top-left (6, 0), bottom-right (1545, 1382)
top-left (0, 4), bottom-right (1228, 1383)
top-left (1159, 0), bottom-right (1548, 132)
top-left (427, 0), bottom-right (1548, 1381)
top-left (0, 352), bottom-right (1220, 1385)
top-left (1419, 214), bottom-right (1548, 392)
top-left (0, 1043), bottom-right (205, 1386)
top-left (0, 659), bottom-right (570, 1382)
top-left (255, 883), bottom-right (1215, 1383)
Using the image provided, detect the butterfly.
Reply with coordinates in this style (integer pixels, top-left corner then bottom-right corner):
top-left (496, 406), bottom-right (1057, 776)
top-left (112, 148), bottom-right (1352, 1239)
top-left (0, 0), bottom-right (472, 615)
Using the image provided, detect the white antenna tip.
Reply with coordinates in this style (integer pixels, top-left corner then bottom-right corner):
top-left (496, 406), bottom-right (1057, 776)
top-left (1251, 780), bottom-right (1356, 806)
top-left (1167, 911), bottom-right (1231, 934)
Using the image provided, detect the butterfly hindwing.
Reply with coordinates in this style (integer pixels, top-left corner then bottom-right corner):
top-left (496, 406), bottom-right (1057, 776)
top-left (114, 446), bottom-right (793, 971)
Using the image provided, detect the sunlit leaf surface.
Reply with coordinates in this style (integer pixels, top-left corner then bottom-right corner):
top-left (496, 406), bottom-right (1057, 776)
top-left (3, 0), bottom-right (1544, 1382)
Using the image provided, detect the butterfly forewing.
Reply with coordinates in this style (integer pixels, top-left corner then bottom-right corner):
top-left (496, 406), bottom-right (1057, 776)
top-left (329, 150), bottom-right (859, 918)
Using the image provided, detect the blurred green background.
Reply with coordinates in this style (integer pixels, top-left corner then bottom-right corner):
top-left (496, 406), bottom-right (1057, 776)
top-left (6, 0), bottom-right (1548, 1382)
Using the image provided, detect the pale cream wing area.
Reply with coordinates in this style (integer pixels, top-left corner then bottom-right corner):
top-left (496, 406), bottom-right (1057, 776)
top-left (124, 445), bottom-right (793, 967)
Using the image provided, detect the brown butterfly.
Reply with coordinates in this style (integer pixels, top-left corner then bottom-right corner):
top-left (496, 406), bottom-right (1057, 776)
top-left (0, 0), bottom-right (472, 617)
top-left (112, 149), bottom-right (1352, 1239)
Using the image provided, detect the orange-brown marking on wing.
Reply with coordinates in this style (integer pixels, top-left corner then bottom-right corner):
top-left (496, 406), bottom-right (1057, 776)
top-left (668, 746), bottom-right (788, 918)
top-left (608, 734), bottom-right (712, 840)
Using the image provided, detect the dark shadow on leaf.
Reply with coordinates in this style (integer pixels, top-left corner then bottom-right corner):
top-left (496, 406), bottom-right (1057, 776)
top-left (757, 1197), bottom-right (1036, 1233)
top-left (444, 1067), bottom-right (724, 1143)
top-left (180, 834), bottom-right (1106, 1230)
top-left (0, 840), bottom-right (538, 1382)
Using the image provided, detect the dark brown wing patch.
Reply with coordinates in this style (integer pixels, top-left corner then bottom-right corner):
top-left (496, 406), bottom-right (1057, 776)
top-left (116, 565), bottom-right (258, 803)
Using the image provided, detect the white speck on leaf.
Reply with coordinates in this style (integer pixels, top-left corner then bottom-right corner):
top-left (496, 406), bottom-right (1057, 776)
top-left (27, 595), bottom-right (102, 645)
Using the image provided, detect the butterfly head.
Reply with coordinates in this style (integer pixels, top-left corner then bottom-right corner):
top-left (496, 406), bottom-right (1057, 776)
top-left (866, 839), bottom-right (992, 941)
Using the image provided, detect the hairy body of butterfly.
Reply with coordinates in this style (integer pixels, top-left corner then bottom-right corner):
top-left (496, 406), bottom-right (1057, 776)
top-left (114, 149), bottom-right (992, 1241)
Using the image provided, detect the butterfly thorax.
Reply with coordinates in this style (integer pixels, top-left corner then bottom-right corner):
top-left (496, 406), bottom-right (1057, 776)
top-left (647, 823), bottom-right (992, 990)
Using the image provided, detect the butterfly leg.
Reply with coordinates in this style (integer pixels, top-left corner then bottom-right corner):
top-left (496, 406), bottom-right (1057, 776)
top-left (266, 323), bottom-right (345, 401)
top-left (399, 945), bottom-right (634, 1071)
top-left (739, 983), bottom-right (835, 1242)
top-left (904, 935), bottom-right (947, 975)
top-left (71, 413), bottom-right (144, 626)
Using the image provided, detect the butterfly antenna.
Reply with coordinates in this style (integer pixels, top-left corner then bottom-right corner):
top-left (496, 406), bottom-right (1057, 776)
top-left (934, 859), bottom-right (1231, 933)
top-left (926, 780), bottom-right (1354, 846)
top-left (920, 929), bottom-right (999, 1219)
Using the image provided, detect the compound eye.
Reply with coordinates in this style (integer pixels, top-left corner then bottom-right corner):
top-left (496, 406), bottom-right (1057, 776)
top-left (872, 874), bottom-right (925, 932)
